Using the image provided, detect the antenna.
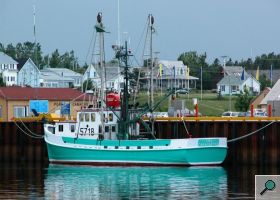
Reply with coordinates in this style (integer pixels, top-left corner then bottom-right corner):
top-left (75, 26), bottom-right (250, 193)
top-left (33, 4), bottom-right (38, 67)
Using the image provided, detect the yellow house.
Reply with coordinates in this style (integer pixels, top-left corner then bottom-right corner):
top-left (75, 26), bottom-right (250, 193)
top-left (0, 86), bottom-right (94, 121)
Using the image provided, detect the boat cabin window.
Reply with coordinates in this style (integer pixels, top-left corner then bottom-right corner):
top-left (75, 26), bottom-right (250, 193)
top-left (79, 113), bottom-right (85, 122)
top-left (99, 125), bottom-right (102, 133)
top-left (105, 126), bottom-right (109, 133)
top-left (70, 125), bottom-right (75, 132)
top-left (85, 113), bottom-right (90, 122)
top-left (58, 125), bottom-right (63, 132)
top-left (103, 114), bottom-right (108, 123)
top-left (111, 125), bottom-right (116, 133)
top-left (91, 113), bottom-right (96, 122)
top-left (109, 113), bottom-right (113, 121)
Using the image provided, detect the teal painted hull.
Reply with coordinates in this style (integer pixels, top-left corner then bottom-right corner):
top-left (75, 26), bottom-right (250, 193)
top-left (46, 141), bottom-right (227, 166)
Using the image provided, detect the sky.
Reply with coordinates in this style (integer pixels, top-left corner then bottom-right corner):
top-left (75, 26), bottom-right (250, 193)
top-left (1, 0), bottom-right (280, 65)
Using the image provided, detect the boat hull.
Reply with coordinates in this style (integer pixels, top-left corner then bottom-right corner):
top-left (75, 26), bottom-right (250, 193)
top-left (45, 133), bottom-right (227, 166)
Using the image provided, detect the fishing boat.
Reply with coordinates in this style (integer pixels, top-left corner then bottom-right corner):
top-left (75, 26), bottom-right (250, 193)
top-left (44, 13), bottom-right (227, 166)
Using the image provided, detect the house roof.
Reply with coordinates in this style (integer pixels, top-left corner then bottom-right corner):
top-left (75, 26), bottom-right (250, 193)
top-left (45, 68), bottom-right (82, 77)
top-left (260, 79), bottom-right (280, 104)
top-left (0, 52), bottom-right (18, 64)
top-left (40, 70), bottom-right (74, 81)
top-left (0, 86), bottom-right (91, 101)
top-left (18, 58), bottom-right (40, 72)
top-left (251, 87), bottom-right (271, 106)
top-left (217, 74), bottom-right (249, 85)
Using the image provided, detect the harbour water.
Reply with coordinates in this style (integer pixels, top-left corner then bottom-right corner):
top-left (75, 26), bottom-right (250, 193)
top-left (0, 163), bottom-right (278, 199)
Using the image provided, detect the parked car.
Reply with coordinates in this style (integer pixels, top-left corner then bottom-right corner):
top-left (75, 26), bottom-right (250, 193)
top-left (237, 112), bottom-right (251, 117)
top-left (175, 89), bottom-right (189, 94)
top-left (221, 111), bottom-right (239, 117)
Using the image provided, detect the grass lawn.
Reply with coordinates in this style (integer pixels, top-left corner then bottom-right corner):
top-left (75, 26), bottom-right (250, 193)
top-left (133, 90), bottom-right (239, 116)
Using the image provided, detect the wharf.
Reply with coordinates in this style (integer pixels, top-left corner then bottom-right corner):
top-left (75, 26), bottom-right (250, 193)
top-left (0, 117), bottom-right (279, 166)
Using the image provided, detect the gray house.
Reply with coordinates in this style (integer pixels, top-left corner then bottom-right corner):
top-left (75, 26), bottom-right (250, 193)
top-left (18, 58), bottom-right (40, 87)
top-left (41, 68), bottom-right (82, 88)
top-left (217, 66), bottom-right (260, 95)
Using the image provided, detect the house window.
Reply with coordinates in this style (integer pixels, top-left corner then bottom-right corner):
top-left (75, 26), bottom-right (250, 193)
top-left (11, 77), bottom-right (15, 81)
top-left (232, 86), bottom-right (237, 92)
top-left (14, 106), bottom-right (29, 118)
top-left (221, 85), bottom-right (225, 92)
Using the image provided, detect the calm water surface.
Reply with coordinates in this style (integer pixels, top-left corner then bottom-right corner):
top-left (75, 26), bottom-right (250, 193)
top-left (0, 163), bottom-right (278, 199)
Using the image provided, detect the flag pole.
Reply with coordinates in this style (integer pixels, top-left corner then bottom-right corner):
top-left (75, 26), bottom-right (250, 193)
top-left (270, 64), bottom-right (273, 87)
top-left (200, 66), bottom-right (202, 101)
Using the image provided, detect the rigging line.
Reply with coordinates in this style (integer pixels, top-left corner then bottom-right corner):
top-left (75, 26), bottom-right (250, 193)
top-left (134, 18), bottom-right (149, 57)
top-left (46, 92), bottom-right (86, 115)
top-left (13, 121), bottom-right (43, 139)
top-left (180, 117), bottom-right (192, 138)
top-left (227, 121), bottom-right (275, 143)
top-left (83, 34), bottom-right (98, 106)
top-left (16, 118), bottom-right (43, 137)
top-left (85, 27), bottom-right (96, 63)
top-left (141, 16), bottom-right (151, 62)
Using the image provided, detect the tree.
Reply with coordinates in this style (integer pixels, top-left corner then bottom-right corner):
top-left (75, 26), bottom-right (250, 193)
top-left (50, 49), bottom-right (61, 67)
top-left (259, 74), bottom-right (271, 90)
top-left (0, 74), bottom-right (5, 87)
top-left (234, 88), bottom-right (253, 112)
top-left (82, 79), bottom-right (94, 92)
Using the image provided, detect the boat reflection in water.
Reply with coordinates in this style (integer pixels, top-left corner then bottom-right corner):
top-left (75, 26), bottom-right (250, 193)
top-left (45, 165), bottom-right (227, 199)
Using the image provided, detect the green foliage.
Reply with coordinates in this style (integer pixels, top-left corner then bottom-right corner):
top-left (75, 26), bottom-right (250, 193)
top-left (0, 42), bottom-right (80, 70)
top-left (259, 74), bottom-right (271, 90)
top-left (82, 79), bottom-right (94, 92)
top-left (0, 74), bottom-right (6, 87)
top-left (234, 88), bottom-right (253, 112)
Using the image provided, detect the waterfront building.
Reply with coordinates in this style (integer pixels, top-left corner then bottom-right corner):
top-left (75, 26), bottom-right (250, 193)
top-left (17, 58), bottom-right (40, 87)
top-left (260, 79), bottom-right (280, 108)
top-left (217, 66), bottom-right (260, 96)
top-left (251, 87), bottom-right (271, 109)
top-left (40, 68), bottom-right (82, 88)
top-left (82, 62), bottom-right (124, 92)
top-left (0, 52), bottom-right (18, 86)
top-left (141, 60), bottom-right (199, 91)
top-left (0, 86), bottom-right (93, 121)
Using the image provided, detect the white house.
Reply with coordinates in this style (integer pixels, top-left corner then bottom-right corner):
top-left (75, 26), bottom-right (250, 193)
top-left (141, 60), bottom-right (199, 90)
top-left (0, 52), bottom-right (18, 86)
top-left (260, 79), bottom-right (280, 107)
top-left (217, 66), bottom-right (260, 96)
top-left (18, 58), bottom-right (40, 87)
top-left (83, 63), bottom-right (124, 92)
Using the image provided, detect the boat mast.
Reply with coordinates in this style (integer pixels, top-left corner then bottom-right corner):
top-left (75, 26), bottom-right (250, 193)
top-left (114, 41), bottom-right (131, 139)
top-left (148, 14), bottom-right (155, 135)
top-left (95, 12), bottom-right (106, 135)
top-left (149, 14), bottom-right (154, 111)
